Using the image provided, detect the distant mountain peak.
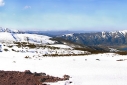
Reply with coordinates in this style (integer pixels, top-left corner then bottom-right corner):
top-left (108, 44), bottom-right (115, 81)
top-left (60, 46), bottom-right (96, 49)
top-left (0, 27), bottom-right (24, 33)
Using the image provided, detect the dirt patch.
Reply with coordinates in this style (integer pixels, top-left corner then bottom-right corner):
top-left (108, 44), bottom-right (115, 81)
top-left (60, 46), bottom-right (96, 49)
top-left (0, 70), bottom-right (70, 85)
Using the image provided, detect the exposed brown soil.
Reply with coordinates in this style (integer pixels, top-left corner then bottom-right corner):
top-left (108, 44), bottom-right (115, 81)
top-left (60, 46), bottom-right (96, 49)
top-left (0, 70), bottom-right (70, 85)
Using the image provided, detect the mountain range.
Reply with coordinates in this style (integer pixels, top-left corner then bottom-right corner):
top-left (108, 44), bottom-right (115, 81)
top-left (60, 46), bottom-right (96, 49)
top-left (56, 30), bottom-right (127, 46)
top-left (1, 27), bottom-right (127, 52)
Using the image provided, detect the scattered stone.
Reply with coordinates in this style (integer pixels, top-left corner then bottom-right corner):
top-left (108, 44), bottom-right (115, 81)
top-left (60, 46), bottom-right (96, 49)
top-left (63, 75), bottom-right (70, 80)
top-left (116, 59), bottom-right (124, 61)
top-left (96, 59), bottom-right (100, 61)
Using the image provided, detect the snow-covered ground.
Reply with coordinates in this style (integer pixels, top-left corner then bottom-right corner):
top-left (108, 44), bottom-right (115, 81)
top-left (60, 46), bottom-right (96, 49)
top-left (0, 52), bottom-right (127, 85)
top-left (0, 43), bottom-right (88, 58)
top-left (0, 29), bottom-right (127, 85)
top-left (48, 44), bottom-right (72, 49)
top-left (0, 32), bottom-right (54, 44)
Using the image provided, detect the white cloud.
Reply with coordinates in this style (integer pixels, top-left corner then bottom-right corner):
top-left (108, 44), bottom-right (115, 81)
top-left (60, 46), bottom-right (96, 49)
top-left (0, 0), bottom-right (5, 6)
top-left (24, 6), bottom-right (31, 9)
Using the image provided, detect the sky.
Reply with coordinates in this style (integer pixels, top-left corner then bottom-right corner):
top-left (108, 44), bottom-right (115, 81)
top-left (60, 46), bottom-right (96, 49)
top-left (0, 0), bottom-right (127, 31)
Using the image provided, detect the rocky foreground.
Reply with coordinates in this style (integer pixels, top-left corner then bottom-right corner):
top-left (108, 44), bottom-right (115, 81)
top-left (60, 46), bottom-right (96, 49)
top-left (0, 70), bottom-right (70, 85)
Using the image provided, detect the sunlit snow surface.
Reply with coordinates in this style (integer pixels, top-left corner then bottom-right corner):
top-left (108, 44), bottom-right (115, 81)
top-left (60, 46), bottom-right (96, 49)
top-left (0, 32), bottom-right (54, 44)
top-left (48, 44), bottom-right (72, 49)
top-left (0, 52), bottom-right (127, 85)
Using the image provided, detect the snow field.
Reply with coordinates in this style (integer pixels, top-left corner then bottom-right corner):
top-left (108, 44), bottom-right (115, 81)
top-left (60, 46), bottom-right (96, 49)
top-left (0, 53), bottom-right (127, 85)
top-left (0, 32), bottom-right (54, 44)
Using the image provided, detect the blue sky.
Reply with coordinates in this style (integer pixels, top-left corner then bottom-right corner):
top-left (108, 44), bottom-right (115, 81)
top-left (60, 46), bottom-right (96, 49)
top-left (0, 0), bottom-right (127, 31)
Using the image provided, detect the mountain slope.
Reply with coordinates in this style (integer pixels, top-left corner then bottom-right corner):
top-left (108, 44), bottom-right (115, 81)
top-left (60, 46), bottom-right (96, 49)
top-left (0, 28), bottom-right (90, 56)
top-left (0, 32), bottom-right (54, 44)
top-left (56, 30), bottom-right (127, 46)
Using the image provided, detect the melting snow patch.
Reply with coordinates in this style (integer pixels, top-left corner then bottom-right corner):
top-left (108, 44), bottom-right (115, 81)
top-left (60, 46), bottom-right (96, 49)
top-left (48, 44), bottom-right (72, 49)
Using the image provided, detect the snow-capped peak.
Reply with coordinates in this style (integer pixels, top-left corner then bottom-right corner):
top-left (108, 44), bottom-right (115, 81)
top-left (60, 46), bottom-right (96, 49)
top-left (0, 27), bottom-right (23, 33)
top-left (119, 30), bottom-right (127, 36)
top-left (102, 31), bottom-right (106, 38)
top-left (0, 27), bottom-right (11, 32)
top-left (62, 33), bottom-right (74, 37)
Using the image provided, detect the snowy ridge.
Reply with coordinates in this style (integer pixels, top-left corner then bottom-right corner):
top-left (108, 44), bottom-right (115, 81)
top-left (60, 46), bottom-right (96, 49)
top-left (65, 33), bottom-right (74, 37)
top-left (119, 30), bottom-right (127, 36)
top-left (95, 30), bottom-right (127, 38)
top-left (0, 27), bottom-right (21, 33)
top-left (103, 30), bottom-right (127, 38)
top-left (0, 32), bottom-right (16, 42)
top-left (15, 33), bottom-right (54, 44)
top-left (0, 32), bottom-right (54, 44)
top-left (58, 30), bottom-right (127, 45)
top-left (61, 30), bottom-right (127, 39)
